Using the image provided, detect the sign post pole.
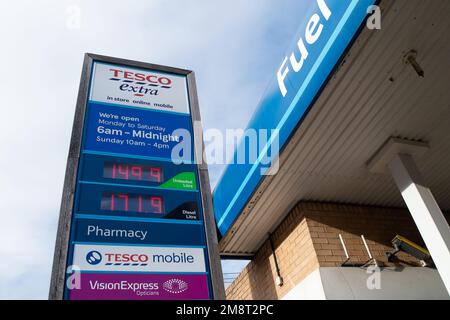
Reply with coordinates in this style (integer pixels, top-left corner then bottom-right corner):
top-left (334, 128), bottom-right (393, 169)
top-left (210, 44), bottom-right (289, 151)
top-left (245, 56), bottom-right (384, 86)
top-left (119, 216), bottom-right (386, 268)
top-left (187, 73), bottom-right (226, 299)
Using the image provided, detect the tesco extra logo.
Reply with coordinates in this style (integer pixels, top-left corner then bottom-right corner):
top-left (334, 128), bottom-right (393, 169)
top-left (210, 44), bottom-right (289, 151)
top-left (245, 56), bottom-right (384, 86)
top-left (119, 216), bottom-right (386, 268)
top-left (109, 68), bottom-right (172, 97)
top-left (86, 250), bottom-right (148, 266)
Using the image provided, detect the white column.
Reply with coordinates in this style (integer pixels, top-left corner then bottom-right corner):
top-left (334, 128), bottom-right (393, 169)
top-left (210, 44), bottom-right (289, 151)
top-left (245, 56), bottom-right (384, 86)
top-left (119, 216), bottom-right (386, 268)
top-left (388, 153), bottom-right (450, 295)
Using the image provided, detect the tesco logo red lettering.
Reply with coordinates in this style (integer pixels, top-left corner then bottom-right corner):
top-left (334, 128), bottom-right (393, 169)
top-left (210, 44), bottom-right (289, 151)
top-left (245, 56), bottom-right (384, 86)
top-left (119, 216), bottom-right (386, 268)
top-left (105, 253), bottom-right (149, 263)
top-left (110, 68), bottom-right (172, 86)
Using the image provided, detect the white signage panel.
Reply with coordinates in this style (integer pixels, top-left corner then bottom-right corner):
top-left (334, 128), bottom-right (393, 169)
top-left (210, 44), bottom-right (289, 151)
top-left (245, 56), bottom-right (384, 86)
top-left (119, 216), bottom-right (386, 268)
top-left (73, 244), bottom-right (206, 273)
top-left (89, 62), bottom-right (190, 114)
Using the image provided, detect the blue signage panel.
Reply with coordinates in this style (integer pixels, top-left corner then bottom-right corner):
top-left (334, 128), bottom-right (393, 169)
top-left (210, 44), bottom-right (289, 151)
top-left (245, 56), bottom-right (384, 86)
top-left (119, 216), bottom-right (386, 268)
top-left (84, 102), bottom-right (193, 160)
top-left (213, 0), bottom-right (377, 236)
top-left (63, 60), bottom-right (213, 300)
top-left (74, 219), bottom-right (206, 246)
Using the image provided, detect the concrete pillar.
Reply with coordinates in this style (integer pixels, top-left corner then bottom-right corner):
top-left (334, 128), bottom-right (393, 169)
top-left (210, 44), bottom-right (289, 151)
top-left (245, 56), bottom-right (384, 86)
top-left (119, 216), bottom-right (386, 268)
top-left (388, 153), bottom-right (450, 295)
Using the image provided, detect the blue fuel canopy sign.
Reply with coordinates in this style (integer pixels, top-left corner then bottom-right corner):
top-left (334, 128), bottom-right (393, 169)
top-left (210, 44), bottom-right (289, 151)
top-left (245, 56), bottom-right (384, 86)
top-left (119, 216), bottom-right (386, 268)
top-left (50, 54), bottom-right (224, 300)
top-left (213, 0), bottom-right (377, 237)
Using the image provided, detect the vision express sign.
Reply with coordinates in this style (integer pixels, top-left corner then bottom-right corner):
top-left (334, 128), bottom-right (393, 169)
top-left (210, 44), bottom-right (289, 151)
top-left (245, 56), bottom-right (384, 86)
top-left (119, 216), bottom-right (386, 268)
top-left (49, 54), bottom-right (224, 300)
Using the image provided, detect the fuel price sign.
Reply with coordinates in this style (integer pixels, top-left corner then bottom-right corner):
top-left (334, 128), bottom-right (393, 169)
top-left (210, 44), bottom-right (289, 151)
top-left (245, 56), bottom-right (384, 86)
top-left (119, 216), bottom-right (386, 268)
top-left (49, 54), bottom-right (224, 300)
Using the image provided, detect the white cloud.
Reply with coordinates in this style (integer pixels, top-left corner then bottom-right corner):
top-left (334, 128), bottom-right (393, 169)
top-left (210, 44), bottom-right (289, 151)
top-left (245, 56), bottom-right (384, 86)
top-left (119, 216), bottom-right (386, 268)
top-left (0, 0), bottom-right (306, 299)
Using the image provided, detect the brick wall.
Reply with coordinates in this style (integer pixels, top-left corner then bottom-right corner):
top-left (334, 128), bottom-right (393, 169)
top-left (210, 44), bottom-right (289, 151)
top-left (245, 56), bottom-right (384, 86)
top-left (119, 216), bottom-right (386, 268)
top-left (226, 202), bottom-right (449, 300)
top-left (226, 205), bottom-right (318, 300)
top-left (305, 203), bottom-right (428, 267)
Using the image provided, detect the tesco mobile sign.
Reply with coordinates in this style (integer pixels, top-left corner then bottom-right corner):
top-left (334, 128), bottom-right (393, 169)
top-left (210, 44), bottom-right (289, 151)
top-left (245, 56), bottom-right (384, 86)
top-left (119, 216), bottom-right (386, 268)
top-left (213, 0), bottom-right (377, 236)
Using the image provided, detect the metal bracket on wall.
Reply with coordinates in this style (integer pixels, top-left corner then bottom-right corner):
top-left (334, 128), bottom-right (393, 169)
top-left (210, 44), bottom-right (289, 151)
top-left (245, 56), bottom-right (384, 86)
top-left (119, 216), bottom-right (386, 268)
top-left (339, 234), bottom-right (379, 268)
top-left (339, 234), bottom-right (351, 267)
top-left (361, 235), bottom-right (379, 268)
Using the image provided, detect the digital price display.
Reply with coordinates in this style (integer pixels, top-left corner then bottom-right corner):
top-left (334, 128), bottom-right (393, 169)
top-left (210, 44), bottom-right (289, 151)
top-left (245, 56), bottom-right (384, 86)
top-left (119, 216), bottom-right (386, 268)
top-left (101, 192), bottom-right (164, 214)
top-left (77, 183), bottom-right (200, 220)
top-left (103, 162), bottom-right (163, 183)
top-left (80, 154), bottom-right (198, 191)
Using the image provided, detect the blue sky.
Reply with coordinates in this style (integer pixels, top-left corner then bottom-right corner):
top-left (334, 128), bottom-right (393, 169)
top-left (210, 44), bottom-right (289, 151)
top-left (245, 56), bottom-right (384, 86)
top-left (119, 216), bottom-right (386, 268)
top-left (0, 0), bottom-right (309, 299)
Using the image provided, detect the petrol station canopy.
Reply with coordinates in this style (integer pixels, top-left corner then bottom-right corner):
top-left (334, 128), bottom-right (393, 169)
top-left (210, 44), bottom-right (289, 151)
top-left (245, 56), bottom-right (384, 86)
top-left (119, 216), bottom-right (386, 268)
top-left (213, 0), bottom-right (450, 256)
